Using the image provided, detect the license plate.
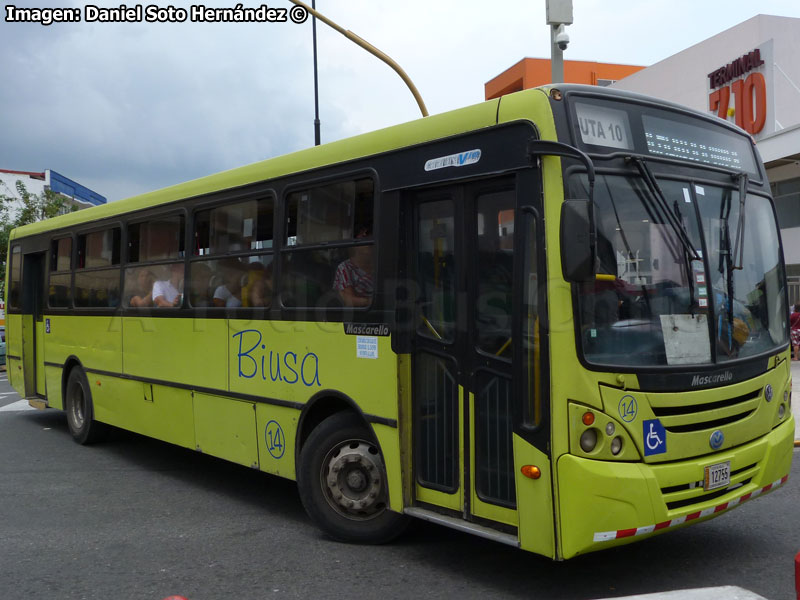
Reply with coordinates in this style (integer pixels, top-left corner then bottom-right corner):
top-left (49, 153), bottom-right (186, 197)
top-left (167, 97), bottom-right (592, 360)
top-left (704, 461), bottom-right (731, 491)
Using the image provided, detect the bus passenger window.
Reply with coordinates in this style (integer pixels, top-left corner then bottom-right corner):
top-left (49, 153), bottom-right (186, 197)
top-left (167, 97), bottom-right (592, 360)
top-left (197, 257), bottom-right (274, 308)
top-left (49, 237), bottom-right (72, 308)
top-left (74, 228), bottom-right (121, 308)
top-left (189, 198), bottom-right (274, 310)
top-left (194, 199), bottom-right (273, 256)
top-left (8, 246), bottom-right (22, 310)
top-left (282, 178), bottom-right (374, 310)
top-left (128, 216), bottom-right (185, 262)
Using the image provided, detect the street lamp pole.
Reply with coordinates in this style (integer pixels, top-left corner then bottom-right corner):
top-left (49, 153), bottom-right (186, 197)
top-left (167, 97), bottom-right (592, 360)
top-left (312, 0), bottom-right (321, 146)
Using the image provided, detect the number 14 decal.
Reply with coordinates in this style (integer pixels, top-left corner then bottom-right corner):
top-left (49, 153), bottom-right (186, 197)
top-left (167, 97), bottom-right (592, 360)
top-left (265, 420), bottom-right (286, 459)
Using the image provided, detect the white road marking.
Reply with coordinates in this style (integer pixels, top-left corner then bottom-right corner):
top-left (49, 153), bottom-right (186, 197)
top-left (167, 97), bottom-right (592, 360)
top-left (0, 400), bottom-right (34, 412)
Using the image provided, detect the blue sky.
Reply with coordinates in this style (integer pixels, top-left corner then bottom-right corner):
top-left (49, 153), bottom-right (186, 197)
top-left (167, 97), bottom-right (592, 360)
top-left (2, 0), bottom-right (800, 201)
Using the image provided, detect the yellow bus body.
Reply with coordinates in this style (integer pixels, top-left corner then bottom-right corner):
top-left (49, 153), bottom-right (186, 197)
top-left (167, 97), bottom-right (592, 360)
top-left (6, 86), bottom-right (793, 559)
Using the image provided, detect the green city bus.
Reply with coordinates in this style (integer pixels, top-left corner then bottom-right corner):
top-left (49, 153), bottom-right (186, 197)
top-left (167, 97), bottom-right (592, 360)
top-left (6, 85), bottom-right (793, 559)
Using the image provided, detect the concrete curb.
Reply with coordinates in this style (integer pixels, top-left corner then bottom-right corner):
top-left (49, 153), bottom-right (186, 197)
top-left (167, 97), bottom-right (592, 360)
top-left (595, 585), bottom-right (767, 599)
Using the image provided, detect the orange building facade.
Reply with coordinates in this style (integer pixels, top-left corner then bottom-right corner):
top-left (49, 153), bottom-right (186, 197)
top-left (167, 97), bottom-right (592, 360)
top-left (484, 58), bottom-right (645, 100)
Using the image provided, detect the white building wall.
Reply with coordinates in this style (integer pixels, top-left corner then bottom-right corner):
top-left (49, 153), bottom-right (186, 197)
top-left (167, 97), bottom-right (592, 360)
top-left (0, 170), bottom-right (93, 217)
top-left (0, 171), bottom-right (48, 199)
top-left (612, 15), bottom-right (800, 279)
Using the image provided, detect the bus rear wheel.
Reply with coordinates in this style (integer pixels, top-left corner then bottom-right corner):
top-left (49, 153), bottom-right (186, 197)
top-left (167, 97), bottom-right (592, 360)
top-left (65, 368), bottom-right (107, 445)
top-left (298, 412), bottom-right (408, 544)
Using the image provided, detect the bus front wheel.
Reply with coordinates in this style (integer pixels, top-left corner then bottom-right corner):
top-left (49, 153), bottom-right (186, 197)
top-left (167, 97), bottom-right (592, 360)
top-left (298, 412), bottom-right (408, 544)
top-left (65, 368), bottom-right (107, 445)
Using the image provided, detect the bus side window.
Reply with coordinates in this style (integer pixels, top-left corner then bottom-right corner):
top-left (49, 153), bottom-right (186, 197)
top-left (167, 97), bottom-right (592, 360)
top-left (190, 198), bottom-right (274, 309)
top-left (49, 237), bottom-right (72, 308)
top-left (74, 228), bottom-right (121, 308)
top-left (281, 178), bottom-right (374, 310)
top-left (126, 216), bottom-right (185, 308)
top-left (8, 245), bottom-right (22, 310)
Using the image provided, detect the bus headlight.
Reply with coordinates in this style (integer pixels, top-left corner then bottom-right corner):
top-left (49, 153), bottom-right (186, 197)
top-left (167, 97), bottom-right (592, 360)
top-left (580, 429), bottom-right (598, 452)
top-left (610, 436), bottom-right (623, 455)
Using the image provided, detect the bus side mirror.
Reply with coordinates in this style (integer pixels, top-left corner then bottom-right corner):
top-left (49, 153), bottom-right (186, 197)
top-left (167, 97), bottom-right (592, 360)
top-left (561, 199), bottom-right (595, 283)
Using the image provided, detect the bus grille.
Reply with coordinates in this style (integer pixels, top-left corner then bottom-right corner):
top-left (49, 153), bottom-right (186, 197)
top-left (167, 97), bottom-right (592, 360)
top-left (661, 462), bottom-right (758, 510)
top-left (650, 389), bottom-right (761, 433)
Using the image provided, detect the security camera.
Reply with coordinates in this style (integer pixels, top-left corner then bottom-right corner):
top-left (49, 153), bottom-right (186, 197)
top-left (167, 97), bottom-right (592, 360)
top-left (555, 30), bottom-right (570, 51)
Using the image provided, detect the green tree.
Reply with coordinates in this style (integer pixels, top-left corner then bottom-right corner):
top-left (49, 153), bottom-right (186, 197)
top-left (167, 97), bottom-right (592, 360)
top-left (0, 180), bottom-right (73, 297)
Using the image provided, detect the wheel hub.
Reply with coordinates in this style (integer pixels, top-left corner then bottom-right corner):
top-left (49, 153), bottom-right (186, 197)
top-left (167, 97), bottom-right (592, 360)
top-left (323, 440), bottom-right (384, 519)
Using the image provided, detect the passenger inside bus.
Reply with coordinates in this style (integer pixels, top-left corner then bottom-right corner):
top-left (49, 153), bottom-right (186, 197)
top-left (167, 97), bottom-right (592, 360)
top-left (189, 262), bottom-right (213, 307)
top-left (333, 229), bottom-right (373, 307)
top-left (153, 263), bottom-right (184, 307)
top-left (241, 261), bottom-right (271, 307)
top-left (213, 260), bottom-right (245, 307)
top-left (128, 268), bottom-right (155, 307)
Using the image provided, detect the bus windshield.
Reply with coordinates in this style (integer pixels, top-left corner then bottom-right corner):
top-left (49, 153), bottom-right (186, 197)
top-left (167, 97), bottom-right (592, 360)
top-left (569, 172), bottom-right (788, 368)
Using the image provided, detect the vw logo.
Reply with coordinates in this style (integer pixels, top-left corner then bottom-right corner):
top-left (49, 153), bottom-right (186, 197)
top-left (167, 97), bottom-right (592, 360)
top-left (709, 430), bottom-right (725, 450)
top-left (764, 384), bottom-right (773, 402)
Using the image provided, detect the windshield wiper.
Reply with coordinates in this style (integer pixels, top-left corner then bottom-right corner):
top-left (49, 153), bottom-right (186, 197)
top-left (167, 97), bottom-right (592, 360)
top-left (628, 157), bottom-right (701, 262)
top-left (717, 172), bottom-right (749, 353)
top-left (731, 172), bottom-right (748, 270)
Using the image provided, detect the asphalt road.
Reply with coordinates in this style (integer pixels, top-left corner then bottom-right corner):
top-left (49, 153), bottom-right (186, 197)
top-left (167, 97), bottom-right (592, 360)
top-left (1, 373), bottom-right (798, 600)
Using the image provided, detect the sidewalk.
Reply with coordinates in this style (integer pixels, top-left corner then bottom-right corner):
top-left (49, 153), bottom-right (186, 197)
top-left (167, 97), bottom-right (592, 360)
top-left (791, 360), bottom-right (800, 443)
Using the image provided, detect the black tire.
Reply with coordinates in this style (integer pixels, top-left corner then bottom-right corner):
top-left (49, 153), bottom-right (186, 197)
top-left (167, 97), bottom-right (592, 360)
top-left (64, 368), bottom-right (107, 445)
top-left (298, 412), bottom-right (409, 544)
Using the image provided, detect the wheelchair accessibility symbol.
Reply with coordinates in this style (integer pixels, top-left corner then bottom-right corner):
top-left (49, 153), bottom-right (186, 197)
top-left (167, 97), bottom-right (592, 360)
top-left (643, 419), bottom-right (667, 456)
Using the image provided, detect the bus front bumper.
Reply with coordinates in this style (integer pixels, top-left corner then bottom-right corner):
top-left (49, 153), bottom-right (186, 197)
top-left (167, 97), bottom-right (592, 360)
top-left (555, 416), bottom-right (794, 559)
